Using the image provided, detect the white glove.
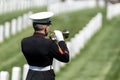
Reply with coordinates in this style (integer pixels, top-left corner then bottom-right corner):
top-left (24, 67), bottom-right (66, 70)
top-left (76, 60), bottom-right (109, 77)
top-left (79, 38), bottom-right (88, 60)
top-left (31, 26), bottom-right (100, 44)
top-left (54, 30), bottom-right (64, 42)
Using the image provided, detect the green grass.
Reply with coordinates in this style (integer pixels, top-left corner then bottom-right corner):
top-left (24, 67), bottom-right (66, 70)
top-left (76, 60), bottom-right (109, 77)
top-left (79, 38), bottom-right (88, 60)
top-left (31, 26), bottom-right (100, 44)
top-left (51, 8), bottom-right (104, 40)
top-left (56, 13), bottom-right (120, 80)
top-left (52, 8), bottom-right (102, 37)
top-left (0, 8), bottom-right (101, 73)
top-left (1, 6), bottom-right (119, 80)
top-left (0, 27), bottom-right (33, 80)
top-left (0, 6), bottom-right (46, 25)
top-left (0, 27), bottom-right (33, 71)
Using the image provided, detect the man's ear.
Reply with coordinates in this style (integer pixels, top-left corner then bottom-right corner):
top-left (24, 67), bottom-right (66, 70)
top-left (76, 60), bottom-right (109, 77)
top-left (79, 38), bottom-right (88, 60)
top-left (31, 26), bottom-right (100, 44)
top-left (44, 26), bottom-right (47, 33)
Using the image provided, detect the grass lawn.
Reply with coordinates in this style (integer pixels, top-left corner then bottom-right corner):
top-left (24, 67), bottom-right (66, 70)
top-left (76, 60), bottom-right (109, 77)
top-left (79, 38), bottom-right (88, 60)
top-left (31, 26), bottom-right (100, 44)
top-left (56, 14), bottom-right (120, 80)
top-left (0, 8), bottom-right (103, 77)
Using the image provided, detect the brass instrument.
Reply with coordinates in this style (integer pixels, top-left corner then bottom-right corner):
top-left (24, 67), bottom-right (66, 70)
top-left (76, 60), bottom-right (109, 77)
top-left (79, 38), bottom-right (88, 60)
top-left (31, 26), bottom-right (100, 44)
top-left (49, 29), bottom-right (70, 40)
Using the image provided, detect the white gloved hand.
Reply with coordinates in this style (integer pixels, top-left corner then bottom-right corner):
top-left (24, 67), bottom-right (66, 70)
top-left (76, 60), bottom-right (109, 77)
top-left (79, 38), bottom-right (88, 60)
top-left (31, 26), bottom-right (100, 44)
top-left (54, 30), bottom-right (64, 42)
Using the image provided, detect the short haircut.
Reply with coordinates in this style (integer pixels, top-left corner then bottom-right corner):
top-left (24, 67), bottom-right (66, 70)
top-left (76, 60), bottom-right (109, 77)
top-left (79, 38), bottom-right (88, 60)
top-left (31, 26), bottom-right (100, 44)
top-left (33, 22), bottom-right (45, 31)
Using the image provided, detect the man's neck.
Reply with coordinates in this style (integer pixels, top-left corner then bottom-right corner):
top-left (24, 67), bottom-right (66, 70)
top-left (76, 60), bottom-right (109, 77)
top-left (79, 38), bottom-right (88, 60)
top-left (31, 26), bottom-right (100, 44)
top-left (35, 31), bottom-right (45, 35)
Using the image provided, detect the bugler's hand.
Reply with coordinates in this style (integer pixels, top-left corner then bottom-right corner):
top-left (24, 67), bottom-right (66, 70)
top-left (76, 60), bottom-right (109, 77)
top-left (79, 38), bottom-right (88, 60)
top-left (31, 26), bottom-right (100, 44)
top-left (54, 30), bottom-right (64, 42)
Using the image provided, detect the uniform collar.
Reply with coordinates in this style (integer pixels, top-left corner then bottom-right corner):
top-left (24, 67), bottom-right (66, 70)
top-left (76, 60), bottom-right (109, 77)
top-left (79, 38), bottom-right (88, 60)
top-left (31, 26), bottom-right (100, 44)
top-left (33, 32), bottom-right (45, 36)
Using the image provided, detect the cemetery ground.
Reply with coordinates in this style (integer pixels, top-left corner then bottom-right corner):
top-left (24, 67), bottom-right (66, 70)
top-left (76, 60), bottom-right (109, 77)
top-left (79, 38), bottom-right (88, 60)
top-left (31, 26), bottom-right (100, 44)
top-left (1, 7), bottom-right (120, 80)
top-left (56, 15), bottom-right (120, 80)
top-left (0, 8), bottom-right (101, 72)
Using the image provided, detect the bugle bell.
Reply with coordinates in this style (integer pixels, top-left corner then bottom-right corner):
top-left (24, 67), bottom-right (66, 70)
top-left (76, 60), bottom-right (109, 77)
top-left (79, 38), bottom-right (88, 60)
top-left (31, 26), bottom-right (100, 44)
top-left (49, 29), bottom-right (70, 40)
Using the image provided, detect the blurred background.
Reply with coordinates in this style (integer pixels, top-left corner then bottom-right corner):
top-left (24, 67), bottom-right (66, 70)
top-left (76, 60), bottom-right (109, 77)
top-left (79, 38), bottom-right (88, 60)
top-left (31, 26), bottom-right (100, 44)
top-left (0, 0), bottom-right (120, 80)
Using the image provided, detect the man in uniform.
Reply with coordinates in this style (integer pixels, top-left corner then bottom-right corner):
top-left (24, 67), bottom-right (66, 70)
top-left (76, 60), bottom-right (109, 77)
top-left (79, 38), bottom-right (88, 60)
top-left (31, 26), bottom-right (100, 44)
top-left (21, 12), bottom-right (69, 80)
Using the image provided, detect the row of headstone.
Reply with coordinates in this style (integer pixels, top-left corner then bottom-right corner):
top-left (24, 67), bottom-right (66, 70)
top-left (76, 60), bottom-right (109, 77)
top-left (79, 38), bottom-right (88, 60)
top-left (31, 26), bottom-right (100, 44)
top-left (0, 64), bottom-right (29, 80)
top-left (0, 12), bottom-right (103, 80)
top-left (0, 0), bottom-right (47, 14)
top-left (0, 12), bottom-right (32, 43)
top-left (48, 0), bottom-right (105, 14)
top-left (53, 13), bottom-right (102, 72)
top-left (68, 13), bottom-right (102, 58)
top-left (107, 3), bottom-right (120, 20)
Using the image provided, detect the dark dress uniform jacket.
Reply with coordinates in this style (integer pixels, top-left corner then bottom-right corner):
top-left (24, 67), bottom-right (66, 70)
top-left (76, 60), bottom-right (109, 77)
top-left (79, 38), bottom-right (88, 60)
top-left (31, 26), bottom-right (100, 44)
top-left (21, 32), bottom-right (69, 80)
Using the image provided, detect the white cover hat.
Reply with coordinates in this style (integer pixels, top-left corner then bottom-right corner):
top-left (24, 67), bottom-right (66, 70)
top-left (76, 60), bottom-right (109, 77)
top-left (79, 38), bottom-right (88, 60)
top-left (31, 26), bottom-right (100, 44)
top-left (29, 12), bottom-right (54, 24)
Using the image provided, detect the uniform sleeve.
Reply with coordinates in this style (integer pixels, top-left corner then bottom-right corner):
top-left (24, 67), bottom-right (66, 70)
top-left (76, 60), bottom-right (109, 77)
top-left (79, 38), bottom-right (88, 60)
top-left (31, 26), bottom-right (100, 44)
top-left (49, 41), bottom-right (69, 63)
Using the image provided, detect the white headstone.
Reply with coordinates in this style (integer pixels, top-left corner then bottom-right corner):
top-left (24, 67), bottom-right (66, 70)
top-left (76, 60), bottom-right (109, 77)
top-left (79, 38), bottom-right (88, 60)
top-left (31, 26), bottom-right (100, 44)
top-left (23, 64), bottom-right (29, 80)
top-left (0, 2), bottom-right (4, 14)
top-left (4, 22), bottom-right (10, 38)
top-left (17, 16), bottom-right (22, 32)
top-left (11, 67), bottom-right (21, 80)
top-left (0, 71), bottom-right (9, 80)
top-left (11, 19), bottom-right (17, 35)
top-left (23, 14), bottom-right (28, 29)
top-left (53, 59), bottom-right (60, 72)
